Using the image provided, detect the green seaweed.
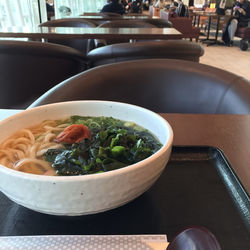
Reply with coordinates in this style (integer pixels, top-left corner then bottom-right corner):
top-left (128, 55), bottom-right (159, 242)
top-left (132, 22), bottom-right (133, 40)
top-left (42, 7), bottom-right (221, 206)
top-left (44, 116), bottom-right (162, 176)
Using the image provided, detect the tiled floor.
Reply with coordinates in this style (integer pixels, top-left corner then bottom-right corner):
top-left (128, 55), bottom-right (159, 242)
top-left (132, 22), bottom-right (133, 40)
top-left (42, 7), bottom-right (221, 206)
top-left (146, 9), bottom-right (250, 81)
top-left (199, 38), bottom-right (250, 81)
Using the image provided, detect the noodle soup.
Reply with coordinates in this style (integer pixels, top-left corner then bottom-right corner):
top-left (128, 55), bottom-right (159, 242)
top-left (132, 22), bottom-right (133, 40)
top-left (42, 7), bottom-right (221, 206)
top-left (0, 116), bottom-right (161, 176)
top-left (0, 101), bottom-right (173, 215)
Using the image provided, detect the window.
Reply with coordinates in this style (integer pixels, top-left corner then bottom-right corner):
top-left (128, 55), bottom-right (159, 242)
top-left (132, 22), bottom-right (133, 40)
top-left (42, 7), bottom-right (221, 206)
top-left (0, 0), bottom-right (47, 28)
top-left (0, 0), bottom-right (108, 29)
top-left (54, 0), bottom-right (106, 18)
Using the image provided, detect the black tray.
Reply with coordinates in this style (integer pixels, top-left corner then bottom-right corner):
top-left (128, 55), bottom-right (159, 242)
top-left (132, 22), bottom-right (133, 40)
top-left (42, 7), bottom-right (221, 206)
top-left (0, 146), bottom-right (249, 250)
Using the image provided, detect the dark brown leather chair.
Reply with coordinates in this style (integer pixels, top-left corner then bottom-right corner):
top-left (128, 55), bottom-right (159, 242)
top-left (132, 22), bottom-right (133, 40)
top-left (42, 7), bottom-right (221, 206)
top-left (99, 12), bottom-right (122, 17)
top-left (98, 19), bottom-right (156, 28)
top-left (29, 59), bottom-right (250, 114)
top-left (87, 40), bottom-right (204, 67)
top-left (235, 26), bottom-right (250, 51)
top-left (168, 17), bottom-right (200, 42)
top-left (81, 12), bottom-right (121, 17)
top-left (142, 18), bottom-right (173, 28)
top-left (39, 18), bottom-right (98, 54)
top-left (0, 40), bottom-right (87, 109)
top-left (96, 20), bottom-right (157, 46)
top-left (95, 18), bottom-right (173, 47)
top-left (124, 13), bottom-right (151, 17)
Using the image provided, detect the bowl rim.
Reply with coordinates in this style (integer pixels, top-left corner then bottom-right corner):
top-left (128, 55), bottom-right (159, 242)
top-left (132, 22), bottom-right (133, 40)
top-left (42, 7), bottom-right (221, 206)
top-left (0, 100), bottom-right (173, 181)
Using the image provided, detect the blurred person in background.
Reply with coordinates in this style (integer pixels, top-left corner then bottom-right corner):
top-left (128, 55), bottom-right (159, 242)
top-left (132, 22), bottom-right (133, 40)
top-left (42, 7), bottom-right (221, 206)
top-left (216, 0), bottom-right (227, 15)
top-left (175, 0), bottom-right (189, 16)
top-left (143, 0), bottom-right (150, 10)
top-left (101, 0), bottom-right (125, 14)
top-left (58, 6), bottom-right (71, 17)
top-left (216, 0), bottom-right (234, 15)
top-left (122, 0), bottom-right (132, 12)
top-left (131, 0), bottom-right (143, 13)
top-left (46, 0), bottom-right (54, 20)
top-left (222, 0), bottom-right (250, 46)
top-left (168, 0), bottom-right (178, 17)
top-left (154, 0), bottom-right (166, 8)
top-left (169, 0), bottom-right (178, 10)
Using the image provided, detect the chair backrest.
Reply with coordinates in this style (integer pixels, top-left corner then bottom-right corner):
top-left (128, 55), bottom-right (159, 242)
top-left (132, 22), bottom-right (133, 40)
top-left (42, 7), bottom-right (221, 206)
top-left (0, 40), bottom-right (87, 109)
top-left (98, 19), bottom-right (156, 28)
top-left (81, 12), bottom-right (122, 17)
top-left (29, 59), bottom-right (250, 114)
top-left (168, 17), bottom-right (193, 30)
top-left (99, 12), bottom-right (122, 17)
top-left (124, 13), bottom-right (151, 17)
top-left (142, 18), bottom-right (173, 28)
top-left (97, 20), bottom-right (157, 45)
top-left (87, 40), bottom-right (204, 67)
top-left (168, 17), bottom-right (200, 40)
top-left (39, 18), bottom-right (98, 54)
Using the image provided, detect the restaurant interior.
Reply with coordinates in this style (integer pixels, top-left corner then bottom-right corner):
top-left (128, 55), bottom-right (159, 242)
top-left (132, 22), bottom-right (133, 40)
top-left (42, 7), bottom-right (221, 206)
top-left (0, 0), bottom-right (249, 249)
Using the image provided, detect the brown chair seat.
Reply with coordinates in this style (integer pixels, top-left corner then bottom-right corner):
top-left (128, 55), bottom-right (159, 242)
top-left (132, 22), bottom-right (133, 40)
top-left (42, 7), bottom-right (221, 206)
top-left (29, 59), bottom-right (250, 114)
top-left (235, 26), bottom-right (250, 51)
top-left (236, 27), bottom-right (250, 37)
top-left (168, 17), bottom-right (200, 41)
top-left (87, 40), bottom-right (204, 68)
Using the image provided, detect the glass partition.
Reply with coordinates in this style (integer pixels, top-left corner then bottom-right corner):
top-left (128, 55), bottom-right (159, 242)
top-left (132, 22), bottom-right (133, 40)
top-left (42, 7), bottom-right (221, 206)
top-left (54, 0), bottom-right (106, 18)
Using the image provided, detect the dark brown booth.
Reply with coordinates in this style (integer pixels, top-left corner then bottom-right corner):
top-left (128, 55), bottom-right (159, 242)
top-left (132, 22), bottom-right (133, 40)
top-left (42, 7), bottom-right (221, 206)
top-left (87, 40), bottom-right (204, 67)
top-left (0, 40), bottom-right (87, 109)
top-left (235, 26), bottom-right (250, 51)
top-left (142, 18), bottom-right (173, 28)
top-left (96, 20), bottom-right (157, 46)
top-left (29, 59), bottom-right (250, 114)
top-left (39, 18), bottom-right (98, 54)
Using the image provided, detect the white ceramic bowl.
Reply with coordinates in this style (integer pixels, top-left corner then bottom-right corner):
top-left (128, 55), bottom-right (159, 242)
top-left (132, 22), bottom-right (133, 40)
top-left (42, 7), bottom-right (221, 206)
top-left (0, 101), bottom-right (173, 216)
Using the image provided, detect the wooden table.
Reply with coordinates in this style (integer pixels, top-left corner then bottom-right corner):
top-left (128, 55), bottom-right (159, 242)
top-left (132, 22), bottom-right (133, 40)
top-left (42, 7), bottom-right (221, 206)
top-left (79, 15), bottom-right (151, 21)
top-left (78, 15), bottom-right (152, 25)
top-left (0, 27), bottom-right (183, 40)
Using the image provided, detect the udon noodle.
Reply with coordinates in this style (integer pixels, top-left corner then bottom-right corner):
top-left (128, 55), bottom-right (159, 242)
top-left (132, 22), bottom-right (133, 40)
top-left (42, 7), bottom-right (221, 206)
top-left (0, 120), bottom-right (70, 175)
top-left (0, 116), bottom-right (162, 177)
